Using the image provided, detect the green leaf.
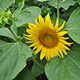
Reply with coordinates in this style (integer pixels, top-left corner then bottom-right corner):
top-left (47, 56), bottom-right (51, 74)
top-left (48, 0), bottom-right (75, 10)
top-left (45, 52), bottom-right (80, 80)
top-left (60, 6), bottom-right (77, 21)
top-left (67, 29), bottom-right (80, 44)
top-left (71, 43), bottom-right (80, 53)
top-left (66, 8), bottom-right (80, 44)
top-left (0, 28), bottom-right (16, 41)
top-left (17, 27), bottom-right (26, 43)
top-left (14, 68), bottom-right (36, 80)
top-left (17, 27), bottom-right (26, 37)
top-left (0, 40), bottom-right (32, 80)
top-left (31, 57), bottom-right (47, 76)
top-left (15, 6), bottom-right (41, 27)
top-left (0, 0), bottom-right (15, 11)
top-left (13, 0), bottom-right (25, 18)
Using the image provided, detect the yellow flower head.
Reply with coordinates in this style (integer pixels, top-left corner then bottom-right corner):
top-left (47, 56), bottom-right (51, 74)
top-left (23, 14), bottom-right (72, 61)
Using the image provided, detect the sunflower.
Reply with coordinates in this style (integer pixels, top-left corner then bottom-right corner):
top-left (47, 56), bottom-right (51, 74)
top-left (23, 14), bottom-right (72, 61)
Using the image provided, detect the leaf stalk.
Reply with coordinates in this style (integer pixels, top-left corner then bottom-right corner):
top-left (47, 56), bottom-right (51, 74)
top-left (31, 57), bottom-right (44, 70)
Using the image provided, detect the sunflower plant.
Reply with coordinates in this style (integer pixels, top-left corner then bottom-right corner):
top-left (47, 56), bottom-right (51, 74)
top-left (0, 0), bottom-right (80, 80)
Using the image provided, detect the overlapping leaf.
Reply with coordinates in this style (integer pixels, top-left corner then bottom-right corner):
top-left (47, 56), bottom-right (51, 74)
top-left (0, 28), bottom-right (16, 41)
top-left (15, 6), bottom-right (41, 27)
top-left (0, 0), bottom-right (15, 11)
top-left (0, 40), bottom-right (32, 80)
top-left (66, 8), bottom-right (80, 44)
top-left (45, 51), bottom-right (80, 80)
top-left (45, 43), bottom-right (80, 80)
top-left (48, 0), bottom-right (75, 10)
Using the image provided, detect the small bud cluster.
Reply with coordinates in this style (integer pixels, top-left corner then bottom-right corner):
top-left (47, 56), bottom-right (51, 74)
top-left (0, 9), bottom-right (14, 27)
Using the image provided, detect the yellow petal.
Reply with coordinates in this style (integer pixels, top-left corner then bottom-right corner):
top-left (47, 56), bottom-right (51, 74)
top-left (57, 21), bottom-right (65, 32)
top-left (58, 42), bottom-right (70, 50)
top-left (51, 48), bottom-right (54, 58)
top-left (28, 23), bottom-right (40, 31)
top-left (45, 48), bottom-right (51, 61)
top-left (25, 34), bottom-right (34, 38)
top-left (49, 23), bottom-right (54, 29)
top-left (57, 31), bottom-right (67, 36)
top-left (47, 48), bottom-right (51, 61)
top-left (51, 48), bottom-right (57, 58)
top-left (59, 37), bottom-right (69, 40)
top-left (35, 18), bottom-right (40, 26)
top-left (28, 23), bottom-right (34, 29)
top-left (23, 33), bottom-right (28, 37)
top-left (45, 14), bottom-right (51, 28)
top-left (35, 18), bottom-right (44, 30)
top-left (55, 18), bottom-right (59, 29)
top-left (25, 39), bottom-right (38, 43)
top-left (40, 47), bottom-right (46, 60)
top-left (24, 36), bottom-right (38, 41)
top-left (57, 44), bottom-right (67, 55)
top-left (57, 47), bottom-right (63, 58)
top-left (23, 36), bottom-right (31, 40)
top-left (25, 41), bottom-right (33, 43)
top-left (29, 42), bottom-right (40, 47)
top-left (27, 29), bottom-right (39, 35)
top-left (54, 47), bottom-right (59, 56)
top-left (23, 34), bottom-right (38, 41)
top-left (38, 15), bottom-right (45, 27)
top-left (33, 44), bottom-right (40, 51)
top-left (59, 39), bottom-right (71, 46)
top-left (34, 45), bottom-right (43, 55)
top-left (62, 49), bottom-right (67, 55)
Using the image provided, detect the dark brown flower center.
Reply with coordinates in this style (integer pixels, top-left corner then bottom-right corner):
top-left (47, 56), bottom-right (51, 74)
top-left (39, 29), bottom-right (59, 48)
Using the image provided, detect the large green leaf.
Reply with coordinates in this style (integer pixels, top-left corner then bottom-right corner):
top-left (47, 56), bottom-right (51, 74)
top-left (0, 40), bottom-right (32, 80)
top-left (0, 0), bottom-right (15, 11)
top-left (48, 0), bottom-right (75, 10)
top-left (66, 8), bottom-right (80, 44)
top-left (0, 28), bottom-right (16, 41)
top-left (45, 51), bottom-right (80, 80)
top-left (14, 68), bottom-right (36, 80)
top-left (15, 6), bottom-right (41, 27)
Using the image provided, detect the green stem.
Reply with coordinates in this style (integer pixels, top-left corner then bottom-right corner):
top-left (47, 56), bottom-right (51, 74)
top-left (57, 0), bottom-right (59, 22)
top-left (8, 26), bottom-right (17, 40)
top-left (31, 57), bottom-right (44, 70)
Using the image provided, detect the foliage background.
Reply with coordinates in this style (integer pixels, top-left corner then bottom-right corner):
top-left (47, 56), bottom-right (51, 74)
top-left (0, 0), bottom-right (80, 80)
